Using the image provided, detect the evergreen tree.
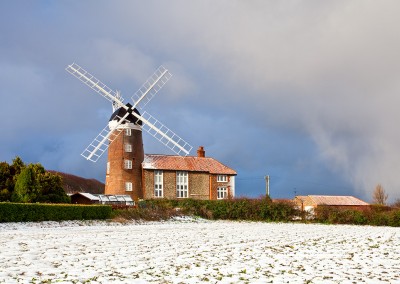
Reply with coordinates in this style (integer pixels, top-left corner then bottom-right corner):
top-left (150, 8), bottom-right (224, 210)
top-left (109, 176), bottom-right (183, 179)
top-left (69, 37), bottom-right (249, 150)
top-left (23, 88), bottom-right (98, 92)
top-left (11, 156), bottom-right (25, 179)
top-left (35, 171), bottom-right (70, 203)
top-left (0, 162), bottom-right (13, 201)
top-left (12, 166), bottom-right (35, 203)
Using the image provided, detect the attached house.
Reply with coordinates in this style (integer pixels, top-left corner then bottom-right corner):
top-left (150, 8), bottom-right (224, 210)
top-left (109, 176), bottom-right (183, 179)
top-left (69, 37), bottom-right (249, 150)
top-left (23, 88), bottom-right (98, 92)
top-left (294, 195), bottom-right (370, 214)
top-left (142, 147), bottom-right (237, 200)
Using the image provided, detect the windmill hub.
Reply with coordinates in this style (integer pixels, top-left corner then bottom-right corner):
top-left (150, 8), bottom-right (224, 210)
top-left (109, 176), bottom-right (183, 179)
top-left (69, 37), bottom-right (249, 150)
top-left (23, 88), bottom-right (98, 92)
top-left (108, 103), bottom-right (142, 131)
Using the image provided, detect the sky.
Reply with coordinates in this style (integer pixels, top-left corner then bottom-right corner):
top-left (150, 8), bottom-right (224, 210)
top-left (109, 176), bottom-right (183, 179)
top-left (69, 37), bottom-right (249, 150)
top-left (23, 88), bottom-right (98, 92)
top-left (1, 1), bottom-right (400, 203)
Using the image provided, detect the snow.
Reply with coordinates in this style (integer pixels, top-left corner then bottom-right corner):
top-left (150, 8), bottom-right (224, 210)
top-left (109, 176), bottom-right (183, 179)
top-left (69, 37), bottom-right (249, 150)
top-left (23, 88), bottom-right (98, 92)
top-left (0, 219), bottom-right (399, 283)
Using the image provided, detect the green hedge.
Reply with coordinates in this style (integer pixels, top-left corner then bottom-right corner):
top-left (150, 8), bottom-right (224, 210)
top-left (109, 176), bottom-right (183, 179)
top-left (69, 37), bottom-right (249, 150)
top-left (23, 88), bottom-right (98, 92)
top-left (136, 198), bottom-right (300, 222)
top-left (0, 202), bottom-right (112, 222)
top-left (315, 205), bottom-right (400, 227)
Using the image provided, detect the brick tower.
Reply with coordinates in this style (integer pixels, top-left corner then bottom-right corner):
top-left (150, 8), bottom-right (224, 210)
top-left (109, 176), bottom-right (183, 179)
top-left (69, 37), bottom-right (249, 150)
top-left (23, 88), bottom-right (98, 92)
top-left (105, 104), bottom-right (144, 200)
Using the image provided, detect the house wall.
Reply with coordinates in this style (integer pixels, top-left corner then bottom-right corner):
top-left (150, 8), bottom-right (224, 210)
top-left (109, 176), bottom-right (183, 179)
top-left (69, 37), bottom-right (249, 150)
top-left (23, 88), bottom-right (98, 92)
top-left (189, 172), bottom-right (210, 200)
top-left (143, 170), bottom-right (237, 200)
top-left (143, 170), bottom-right (210, 200)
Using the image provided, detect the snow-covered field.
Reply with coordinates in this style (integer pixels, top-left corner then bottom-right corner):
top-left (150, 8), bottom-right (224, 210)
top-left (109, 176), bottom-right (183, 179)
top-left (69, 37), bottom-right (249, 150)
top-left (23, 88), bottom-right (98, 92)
top-left (0, 218), bottom-right (399, 283)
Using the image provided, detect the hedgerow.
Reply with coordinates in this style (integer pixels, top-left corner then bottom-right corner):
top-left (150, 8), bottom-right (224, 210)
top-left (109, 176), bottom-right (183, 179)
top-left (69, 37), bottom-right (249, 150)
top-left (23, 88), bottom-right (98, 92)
top-left (0, 202), bottom-right (111, 222)
top-left (314, 205), bottom-right (400, 227)
top-left (113, 198), bottom-right (300, 222)
top-left (112, 198), bottom-right (400, 226)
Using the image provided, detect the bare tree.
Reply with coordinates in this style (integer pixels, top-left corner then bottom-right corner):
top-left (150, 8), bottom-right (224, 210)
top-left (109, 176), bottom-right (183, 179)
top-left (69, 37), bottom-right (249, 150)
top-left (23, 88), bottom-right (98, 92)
top-left (392, 198), bottom-right (400, 208)
top-left (372, 184), bottom-right (388, 205)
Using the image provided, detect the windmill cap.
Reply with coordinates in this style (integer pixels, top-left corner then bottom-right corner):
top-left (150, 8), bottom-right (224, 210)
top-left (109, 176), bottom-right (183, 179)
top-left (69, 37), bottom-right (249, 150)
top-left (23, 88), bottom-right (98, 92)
top-left (109, 103), bottom-right (142, 125)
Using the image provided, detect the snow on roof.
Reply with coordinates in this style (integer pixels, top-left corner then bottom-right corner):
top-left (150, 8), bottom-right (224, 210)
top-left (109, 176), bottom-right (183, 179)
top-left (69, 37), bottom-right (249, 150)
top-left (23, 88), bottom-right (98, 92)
top-left (308, 195), bottom-right (369, 206)
top-left (75, 192), bottom-right (100, 201)
top-left (143, 154), bottom-right (237, 175)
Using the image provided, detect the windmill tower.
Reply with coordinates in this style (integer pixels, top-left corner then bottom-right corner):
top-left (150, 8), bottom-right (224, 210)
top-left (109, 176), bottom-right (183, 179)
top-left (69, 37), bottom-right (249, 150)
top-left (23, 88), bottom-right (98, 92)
top-left (66, 63), bottom-right (192, 200)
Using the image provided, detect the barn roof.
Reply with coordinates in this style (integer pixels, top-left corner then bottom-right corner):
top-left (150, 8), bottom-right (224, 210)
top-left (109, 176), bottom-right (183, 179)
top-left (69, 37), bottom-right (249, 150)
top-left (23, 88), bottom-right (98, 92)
top-left (143, 154), bottom-right (237, 175)
top-left (307, 195), bottom-right (369, 206)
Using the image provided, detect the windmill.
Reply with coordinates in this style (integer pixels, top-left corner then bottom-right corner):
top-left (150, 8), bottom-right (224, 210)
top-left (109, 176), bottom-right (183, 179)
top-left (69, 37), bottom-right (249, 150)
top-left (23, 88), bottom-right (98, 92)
top-left (66, 63), bottom-right (193, 200)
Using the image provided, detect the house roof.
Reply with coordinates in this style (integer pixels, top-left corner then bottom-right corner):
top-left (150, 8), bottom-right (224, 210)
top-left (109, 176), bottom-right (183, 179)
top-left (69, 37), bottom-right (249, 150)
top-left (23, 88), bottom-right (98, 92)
top-left (307, 195), bottom-right (369, 206)
top-left (143, 154), bottom-right (237, 175)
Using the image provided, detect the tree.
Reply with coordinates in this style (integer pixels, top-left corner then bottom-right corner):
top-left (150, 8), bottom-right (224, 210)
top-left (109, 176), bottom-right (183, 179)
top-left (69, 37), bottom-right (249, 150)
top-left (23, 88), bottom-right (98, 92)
top-left (0, 162), bottom-right (13, 201)
top-left (12, 166), bottom-right (35, 203)
top-left (372, 184), bottom-right (388, 205)
top-left (2, 157), bottom-right (70, 203)
top-left (392, 199), bottom-right (400, 208)
top-left (35, 171), bottom-right (70, 203)
top-left (11, 156), bottom-right (25, 179)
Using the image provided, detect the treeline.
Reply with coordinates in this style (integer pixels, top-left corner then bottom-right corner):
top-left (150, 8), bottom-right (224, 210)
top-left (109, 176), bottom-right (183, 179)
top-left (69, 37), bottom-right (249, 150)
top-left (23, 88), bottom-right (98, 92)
top-left (0, 157), bottom-right (70, 203)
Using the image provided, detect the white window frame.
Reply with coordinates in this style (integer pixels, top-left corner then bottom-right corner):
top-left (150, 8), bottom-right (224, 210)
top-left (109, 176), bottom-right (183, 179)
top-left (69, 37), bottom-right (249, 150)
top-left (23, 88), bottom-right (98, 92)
top-left (124, 159), bottom-right (132, 169)
top-left (124, 143), bottom-right (132, 152)
top-left (106, 162), bottom-right (110, 174)
top-left (217, 175), bottom-right (227, 182)
top-left (125, 182), bottom-right (133, 192)
top-left (154, 170), bottom-right (163, 198)
top-left (217, 187), bottom-right (228, 199)
top-left (125, 128), bottom-right (131, 136)
top-left (176, 171), bottom-right (188, 198)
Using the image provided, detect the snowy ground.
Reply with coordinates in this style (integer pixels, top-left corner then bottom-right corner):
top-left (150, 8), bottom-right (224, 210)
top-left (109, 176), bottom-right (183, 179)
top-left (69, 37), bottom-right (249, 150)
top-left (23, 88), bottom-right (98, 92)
top-left (0, 218), bottom-right (399, 283)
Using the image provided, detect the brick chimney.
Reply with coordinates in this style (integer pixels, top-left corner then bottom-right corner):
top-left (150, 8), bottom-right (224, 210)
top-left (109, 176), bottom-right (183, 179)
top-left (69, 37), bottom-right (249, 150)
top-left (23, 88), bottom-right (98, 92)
top-left (197, 146), bottom-right (205, 157)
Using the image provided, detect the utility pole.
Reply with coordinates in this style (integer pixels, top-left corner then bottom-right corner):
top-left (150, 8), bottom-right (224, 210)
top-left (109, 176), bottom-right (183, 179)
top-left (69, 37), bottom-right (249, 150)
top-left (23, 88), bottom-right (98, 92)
top-left (265, 175), bottom-right (270, 197)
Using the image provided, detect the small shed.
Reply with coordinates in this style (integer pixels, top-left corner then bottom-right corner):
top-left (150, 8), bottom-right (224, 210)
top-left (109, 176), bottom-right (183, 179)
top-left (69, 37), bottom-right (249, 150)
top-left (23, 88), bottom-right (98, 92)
top-left (294, 195), bottom-right (369, 214)
top-left (71, 192), bottom-right (100, 205)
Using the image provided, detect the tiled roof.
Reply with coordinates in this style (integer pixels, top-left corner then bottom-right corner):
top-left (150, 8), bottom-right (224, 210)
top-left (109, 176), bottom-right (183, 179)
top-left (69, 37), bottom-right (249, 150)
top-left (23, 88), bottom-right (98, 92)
top-left (308, 195), bottom-right (369, 206)
top-left (295, 196), bottom-right (308, 202)
top-left (143, 154), bottom-right (237, 175)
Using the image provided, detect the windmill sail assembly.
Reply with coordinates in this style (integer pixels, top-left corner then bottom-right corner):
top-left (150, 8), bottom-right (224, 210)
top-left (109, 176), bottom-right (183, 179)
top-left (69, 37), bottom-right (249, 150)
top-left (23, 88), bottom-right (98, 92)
top-left (66, 63), bottom-right (193, 200)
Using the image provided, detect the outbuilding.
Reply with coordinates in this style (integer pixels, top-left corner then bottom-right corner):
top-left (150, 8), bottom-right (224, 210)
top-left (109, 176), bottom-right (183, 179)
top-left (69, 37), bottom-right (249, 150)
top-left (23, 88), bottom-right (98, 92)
top-left (70, 192), bottom-right (134, 206)
top-left (294, 195), bottom-right (369, 214)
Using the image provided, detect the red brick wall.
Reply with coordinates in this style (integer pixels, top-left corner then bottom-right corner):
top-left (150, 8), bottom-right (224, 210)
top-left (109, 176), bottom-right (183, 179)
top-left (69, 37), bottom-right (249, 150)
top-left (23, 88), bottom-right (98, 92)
top-left (209, 175), bottom-right (232, 200)
top-left (105, 127), bottom-right (144, 201)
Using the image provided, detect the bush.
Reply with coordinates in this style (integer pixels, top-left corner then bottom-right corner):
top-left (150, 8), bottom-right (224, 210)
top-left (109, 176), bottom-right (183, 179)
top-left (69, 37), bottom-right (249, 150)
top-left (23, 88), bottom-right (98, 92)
top-left (0, 202), bottom-right (111, 222)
